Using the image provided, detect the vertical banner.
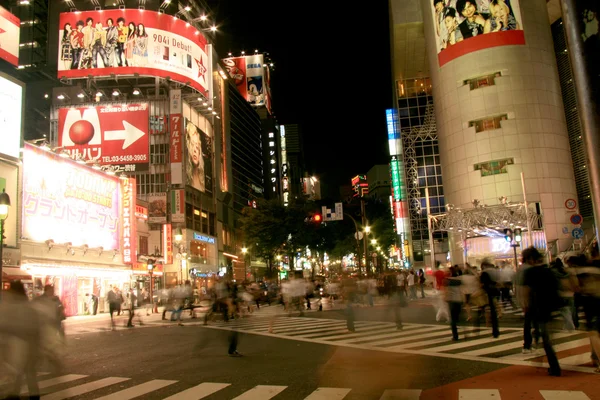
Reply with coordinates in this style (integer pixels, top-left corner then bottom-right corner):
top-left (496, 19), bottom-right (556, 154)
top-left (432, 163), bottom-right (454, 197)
top-left (163, 223), bottom-right (173, 265)
top-left (121, 177), bottom-right (137, 264)
top-left (147, 193), bottom-right (167, 224)
top-left (245, 54), bottom-right (266, 107)
top-left (219, 77), bottom-right (229, 192)
top-left (222, 57), bottom-right (247, 99)
top-left (170, 189), bottom-right (185, 223)
top-left (169, 89), bottom-right (183, 184)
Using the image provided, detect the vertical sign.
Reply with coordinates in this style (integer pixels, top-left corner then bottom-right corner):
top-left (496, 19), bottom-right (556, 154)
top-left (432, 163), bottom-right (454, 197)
top-left (169, 89), bottom-right (183, 184)
top-left (163, 223), bottom-right (173, 265)
top-left (121, 177), bottom-right (137, 265)
top-left (219, 76), bottom-right (229, 192)
top-left (170, 189), bottom-right (185, 223)
top-left (0, 7), bottom-right (20, 67)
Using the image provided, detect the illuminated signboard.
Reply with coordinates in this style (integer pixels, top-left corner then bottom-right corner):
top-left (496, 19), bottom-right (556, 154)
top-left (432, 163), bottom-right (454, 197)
top-left (184, 118), bottom-right (213, 194)
top-left (386, 108), bottom-right (401, 156)
top-left (430, 0), bottom-right (525, 67)
top-left (0, 73), bottom-right (24, 160)
top-left (135, 205), bottom-right (148, 220)
top-left (169, 89), bottom-right (183, 185)
top-left (222, 54), bottom-right (270, 108)
top-left (390, 157), bottom-right (401, 202)
top-left (57, 103), bottom-right (149, 172)
top-left (57, 10), bottom-right (209, 96)
top-left (0, 6), bottom-right (20, 67)
top-left (120, 177), bottom-right (137, 264)
top-left (22, 144), bottom-right (120, 249)
top-left (193, 232), bottom-right (215, 244)
top-left (163, 223), bottom-right (173, 265)
top-left (280, 126), bottom-right (288, 206)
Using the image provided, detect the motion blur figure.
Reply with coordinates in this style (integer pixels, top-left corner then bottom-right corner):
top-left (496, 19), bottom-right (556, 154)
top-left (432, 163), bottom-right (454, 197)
top-left (32, 285), bottom-right (66, 373)
top-left (0, 281), bottom-right (41, 399)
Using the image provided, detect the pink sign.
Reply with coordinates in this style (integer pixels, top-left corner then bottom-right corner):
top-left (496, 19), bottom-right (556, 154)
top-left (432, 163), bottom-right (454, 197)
top-left (22, 144), bottom-right (120, 249)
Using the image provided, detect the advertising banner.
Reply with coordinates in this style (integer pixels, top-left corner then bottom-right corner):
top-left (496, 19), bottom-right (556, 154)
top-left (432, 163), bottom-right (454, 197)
top-left (169, 89), bottom-right (183, 185)
top-left (120, 177), bottom-right (137, 264)
top-left (150, 116), bottom-right (167, 134)
top-left (163, 223), bottom-right (173, 265)
top-left (57, 10), bottom-right (209, 96)
top-left (147, 193), bottom-right (167, 224)
top-left (170, 189), bottom-right (185, 223)
top-left (0, 73), bottom-right (24, 160)
top-left (57, 103), bottom-right (149, 172)
top-left (0, 6), bottom-right (20, 66)
top-left (431, 0), bottom-right (525, 66)
top-left (222, 54), bottom-right (268, 107)
top-left (184, 118), bottom-right (213, 194)
top-left (22, 144), bottom-right (120, 249)
top-left (0, 161), bottom-right (18, 247)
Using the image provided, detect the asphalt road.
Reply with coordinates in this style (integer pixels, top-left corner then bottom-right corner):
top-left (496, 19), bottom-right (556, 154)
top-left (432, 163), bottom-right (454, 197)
top-left (7, 295), bottom-right (597, 400)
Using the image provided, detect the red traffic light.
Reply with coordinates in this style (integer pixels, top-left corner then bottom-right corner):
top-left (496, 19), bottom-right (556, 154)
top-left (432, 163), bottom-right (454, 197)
top-left (313, 214), bottom-right (322, 222)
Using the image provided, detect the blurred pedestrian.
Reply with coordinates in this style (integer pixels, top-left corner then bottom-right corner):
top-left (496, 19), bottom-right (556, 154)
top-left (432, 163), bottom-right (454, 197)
top-left (0, 281), bottom-right (40, 398)
top-left (418, 269), bottom-right (426, 298)
top-left (107, 285), bottom-right (120, 330)
top-left (551, 258), bottom-right (576, 331)
top-left (478, 258), bottom-right (500, 338)
top-left (521, 247), bottom-right (562, 376)
top-left (126, 288), bottom-right (139, 327)
top-left (33, 285), bottom-right (66, 373)
top-left (446, 267), bottom-right (464, 341)
top-left (408, 270), bottom-right (417, 300)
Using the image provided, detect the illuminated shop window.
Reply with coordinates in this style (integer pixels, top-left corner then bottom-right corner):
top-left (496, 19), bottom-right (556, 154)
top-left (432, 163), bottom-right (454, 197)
top-left (474, 158), bottom-right (515, 177)
top-left (464, 72), bottom-right (502, 90)
top-left (469, 114), bottom-right (508, 133)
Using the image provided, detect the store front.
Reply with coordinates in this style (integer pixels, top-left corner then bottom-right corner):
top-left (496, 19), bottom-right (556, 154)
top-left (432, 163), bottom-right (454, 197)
top-left (465, 231), bottom-right (547, 268)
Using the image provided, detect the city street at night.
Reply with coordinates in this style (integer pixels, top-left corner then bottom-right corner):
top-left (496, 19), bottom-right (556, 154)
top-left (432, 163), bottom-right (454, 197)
top-left (22, 297), bottom-right (599, 400)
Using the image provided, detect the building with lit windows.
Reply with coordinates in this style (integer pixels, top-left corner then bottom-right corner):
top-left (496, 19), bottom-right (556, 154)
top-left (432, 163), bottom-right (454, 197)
top-left (366, 164), bottom-right (391, 201)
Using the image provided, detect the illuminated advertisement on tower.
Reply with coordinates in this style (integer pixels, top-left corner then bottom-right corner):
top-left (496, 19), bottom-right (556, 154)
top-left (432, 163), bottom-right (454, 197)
top-left (58, 103), bottom-right (149, 172)
top-left (22, 144), bottom-right (120, 250)
top-left (431, 0), bottom-right (525, 66)
top-left (184, 118), bottom-right (213, 194)
top-left (57, 10), bottom-right (209, 96)
top-left (223, 54), bottom-right (269, 108)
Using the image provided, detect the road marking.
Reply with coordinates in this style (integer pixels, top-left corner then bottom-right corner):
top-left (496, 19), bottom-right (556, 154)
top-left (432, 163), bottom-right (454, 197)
top-left (500, 338), bottom-right (590, 360)
top-left (379, 389), bottom-right (422, 399)
top-left (540, 391), bottom-right (591, 400)
top-left (41, 377), bottom-right (130, 400)
top-left (432, 331), bottom-right (524, 352)
top-left (231, 385), bottom-right (287, 400)
top-left (559, 353), bottom-right (593, 366)
top-left (94, 379), bottom-right (177, 400)
top-left (461, 332), bottom-right (583, 356)
top-left (162, 382), bottom-right (230, 400)
top-left (459, 389), bottom-right (500, 399)
top-left (304, 387), bottom-right (352, 399)
top-left (26, 374), bottom-right (88, 392)
top-left (388, 328), bottom-right (485, 349)
top-left (335, 326), bottom-right (450, 345)
top-left (327, 326), bottom-right (424, 343)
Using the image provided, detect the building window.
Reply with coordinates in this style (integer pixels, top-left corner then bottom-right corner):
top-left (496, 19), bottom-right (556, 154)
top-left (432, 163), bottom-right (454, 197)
top-left (150, 143), bottom-right (169, 164)
top-left (474, 158), bottom-right (515, 177)
top-left (138, 236), bottom-right (149, 256)
top-left (469, 114), bottom-right (508, 133)
top-left (464, 72), bottom-right (502, 90)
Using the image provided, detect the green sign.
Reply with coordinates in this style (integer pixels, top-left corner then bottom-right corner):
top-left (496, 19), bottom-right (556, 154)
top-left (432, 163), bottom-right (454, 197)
top-left (390, 158), bottom-right (401, 201)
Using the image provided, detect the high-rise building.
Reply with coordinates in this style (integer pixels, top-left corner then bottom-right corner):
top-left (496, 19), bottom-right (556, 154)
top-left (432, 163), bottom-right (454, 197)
top-left (366, 164), bottom-right (391, 200)
top-left (281, 124), bottom-right (306, 203)
top-left (390, 0), bottom-right (580, 265)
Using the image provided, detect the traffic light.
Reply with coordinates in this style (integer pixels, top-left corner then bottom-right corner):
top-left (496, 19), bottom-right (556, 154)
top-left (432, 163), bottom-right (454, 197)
top-left (313, 214), bottom-right (322, 223)
top-left (503, 228), bottom-right (513, 243)
top-left (514, 228), bottom-right (522, 243)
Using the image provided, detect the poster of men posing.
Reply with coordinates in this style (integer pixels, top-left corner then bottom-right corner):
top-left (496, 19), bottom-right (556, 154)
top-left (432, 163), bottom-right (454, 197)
top-left (432, 0), bottom-right (523, 53)
top-left (60, 16), bottom-right (148, 70)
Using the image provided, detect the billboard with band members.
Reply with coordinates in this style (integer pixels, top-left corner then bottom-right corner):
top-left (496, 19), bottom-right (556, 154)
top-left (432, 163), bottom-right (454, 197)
top-left (431, 0), bottom-right (525, 66)
top-left (57, 9), bottom-right (209, 96)
top-left (184, 118), bottom-right (213, 194)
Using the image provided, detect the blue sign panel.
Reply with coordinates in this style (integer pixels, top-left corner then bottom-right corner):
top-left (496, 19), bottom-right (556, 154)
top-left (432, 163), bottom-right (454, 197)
top-left (572, 228), bottom-right (584, 239)
top-left (193, 232), bottom-right (216, 244)
top-left (386, 109), bottom-right (399, 140)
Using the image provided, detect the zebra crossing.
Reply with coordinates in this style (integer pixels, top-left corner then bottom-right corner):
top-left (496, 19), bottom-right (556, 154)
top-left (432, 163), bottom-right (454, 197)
top-left (5, 374), bottom-right (595, 399)
top-left (203, 316), bottom-right (597, 373)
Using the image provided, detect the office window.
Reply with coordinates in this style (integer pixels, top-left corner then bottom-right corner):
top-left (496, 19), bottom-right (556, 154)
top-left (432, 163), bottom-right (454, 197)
top-left (469, 114), bottom-right (508, 133)
top-left (465, 72), bottom-right (502, 90)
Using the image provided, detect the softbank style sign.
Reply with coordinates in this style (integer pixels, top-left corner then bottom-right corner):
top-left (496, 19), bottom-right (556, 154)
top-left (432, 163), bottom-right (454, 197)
top-left (431, 0), bottom-right (525, 66)
top-left (57, 9), bottom-right (209, 96)
top-left (58, 103), bottom-right (149, 171)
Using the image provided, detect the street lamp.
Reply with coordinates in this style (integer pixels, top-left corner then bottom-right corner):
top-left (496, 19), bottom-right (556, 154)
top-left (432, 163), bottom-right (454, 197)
top-left (0, 189), bottom-right (11, 300)
top-left (242, 247), bottom-right (248, 280)
top-left (174, 228), bottom-right (186, 284)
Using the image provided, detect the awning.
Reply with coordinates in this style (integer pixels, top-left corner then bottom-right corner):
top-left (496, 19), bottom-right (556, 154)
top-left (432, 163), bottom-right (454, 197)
top-left (2, 267), bottom-right (32, 278)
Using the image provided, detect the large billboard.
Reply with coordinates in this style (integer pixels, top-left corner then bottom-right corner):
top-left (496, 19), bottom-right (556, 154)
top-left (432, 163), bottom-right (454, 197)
top-left (431, 0), bottom-right (525, 66)
top-left (57, 10), bottom-right (209, 96)
top-left (184, 118), bottom-right (213, 194)
top-left (222, 54), bottom-right (270, 108)
top-left (0, 6), bottom-right (20, 66)
top-left (22, 144), bottom-right (120, 250)
top-left (0, 73), bottom-right (24, 160)
top-left (57, 103), bottom-right (149, 172)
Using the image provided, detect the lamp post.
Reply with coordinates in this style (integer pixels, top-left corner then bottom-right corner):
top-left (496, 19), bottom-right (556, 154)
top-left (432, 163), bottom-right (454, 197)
top-left (0, 189), bottom-right (11, 300)
top-left (242, 247), bottom-right (248, 280)
top-left (174, 228), bottom-right (187, 284)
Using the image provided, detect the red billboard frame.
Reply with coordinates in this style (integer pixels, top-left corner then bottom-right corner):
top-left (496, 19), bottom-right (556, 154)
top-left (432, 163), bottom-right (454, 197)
top-left (57, 9), bottom-right (209, 96)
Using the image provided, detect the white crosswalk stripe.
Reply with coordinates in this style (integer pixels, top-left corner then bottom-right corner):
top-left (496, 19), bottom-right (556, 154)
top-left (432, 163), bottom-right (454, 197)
top-left (16, 375), bottom-right (596, 400)
top-left (206, 316), bottom-right (596, 373)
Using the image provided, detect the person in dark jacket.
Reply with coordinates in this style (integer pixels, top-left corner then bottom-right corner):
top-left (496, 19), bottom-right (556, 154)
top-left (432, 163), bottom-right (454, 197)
top-left (521, 247), bottom-right (561, 376)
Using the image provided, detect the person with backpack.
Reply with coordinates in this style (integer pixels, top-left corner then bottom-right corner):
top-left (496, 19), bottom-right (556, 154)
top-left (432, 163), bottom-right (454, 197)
top-left (521, 246), bottom-right (562, 376)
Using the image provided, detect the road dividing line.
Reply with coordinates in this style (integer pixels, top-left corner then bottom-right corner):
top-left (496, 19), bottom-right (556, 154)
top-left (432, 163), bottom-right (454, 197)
top-left (41, 377), bottom-right (130, 400)
top-left (163, 382), bottom-right (230, 400)
top-left (304, 387), bottom-right (352, 399)
top-left (94, 379), bottom-right (177, 400)
top-left (232, 385), bottom-right (288, 400)
top-left (379, 389), bottom-right (422, 399)
top-left (459, 389), bottom-right (500, 399)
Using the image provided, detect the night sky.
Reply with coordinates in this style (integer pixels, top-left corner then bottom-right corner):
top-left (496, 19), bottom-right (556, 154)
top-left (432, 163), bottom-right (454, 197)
top-left (208, 1), bottom-right (394, 189)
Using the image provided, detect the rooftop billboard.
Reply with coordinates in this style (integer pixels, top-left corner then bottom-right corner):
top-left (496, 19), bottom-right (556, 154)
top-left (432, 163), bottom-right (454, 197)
top-left (57, 9), bottom-right (209, 96)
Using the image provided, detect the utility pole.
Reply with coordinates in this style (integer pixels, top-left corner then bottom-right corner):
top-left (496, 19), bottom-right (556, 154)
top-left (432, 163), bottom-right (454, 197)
top-left (361, 198), bottom-right (369, 276)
